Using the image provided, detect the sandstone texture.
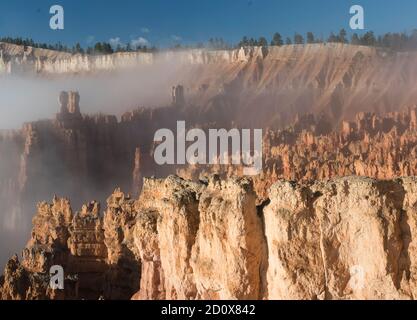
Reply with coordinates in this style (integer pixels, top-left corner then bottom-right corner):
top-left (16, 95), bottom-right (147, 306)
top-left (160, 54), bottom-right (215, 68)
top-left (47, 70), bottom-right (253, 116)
top-left (180, 107), bottom-right (417, 203)
top-left (3, 88), bottom-right (417, 270)
top-left (2, 175), bottom-right (417, 300)
top-left (3, 43), bottom-right (417, 300)
top-left (0, 193), bottom-right (140, 300)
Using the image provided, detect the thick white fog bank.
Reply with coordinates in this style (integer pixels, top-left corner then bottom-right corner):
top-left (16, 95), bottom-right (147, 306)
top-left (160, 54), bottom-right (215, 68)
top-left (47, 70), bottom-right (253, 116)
top-left (0, 61), bottom-right (185, 129)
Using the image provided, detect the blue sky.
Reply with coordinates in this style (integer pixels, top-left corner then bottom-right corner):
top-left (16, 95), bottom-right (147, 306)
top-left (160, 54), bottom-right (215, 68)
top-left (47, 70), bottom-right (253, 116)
top-left (0, 0), bottom-right (417, 47)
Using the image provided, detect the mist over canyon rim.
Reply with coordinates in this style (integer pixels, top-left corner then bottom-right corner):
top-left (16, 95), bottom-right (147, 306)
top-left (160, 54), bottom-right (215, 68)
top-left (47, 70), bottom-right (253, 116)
top-left (4, 41), bottom-right (417, 129)
top-left (3, 42), bottom-right (417, 299)
top-left (0, 52), bottom-right (187, 129)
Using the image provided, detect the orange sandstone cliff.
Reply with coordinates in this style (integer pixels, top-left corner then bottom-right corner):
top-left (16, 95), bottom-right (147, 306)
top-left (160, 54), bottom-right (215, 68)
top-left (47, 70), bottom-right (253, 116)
top-left (2, 175), bottom-right (417, 300)
top-left (3, 44), bottom-right (417, 300)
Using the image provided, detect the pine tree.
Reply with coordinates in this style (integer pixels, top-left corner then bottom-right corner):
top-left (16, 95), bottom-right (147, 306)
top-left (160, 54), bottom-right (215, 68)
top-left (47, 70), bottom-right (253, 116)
top-left (351, 33), bottom-right (360, 45)
top-left (294, 33), bottom-right (304, 44)
top-left (338, 29), bottom-right (347, 43)
top-left (306, 32), bottom-right (315, 44)
top-left (361, 31), bottom-right (376, 46)
top-left (258, 36), bottom-right (268, 47)
top-left (327, 32), bottom-right (338, 43)
top-left (271, 32), bottom-right (283, 46)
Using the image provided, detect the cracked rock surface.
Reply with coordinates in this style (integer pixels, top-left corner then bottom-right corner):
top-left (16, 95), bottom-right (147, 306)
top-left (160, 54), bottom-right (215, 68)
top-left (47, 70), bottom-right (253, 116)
top-left (2, 175), bottom-right (417, 300)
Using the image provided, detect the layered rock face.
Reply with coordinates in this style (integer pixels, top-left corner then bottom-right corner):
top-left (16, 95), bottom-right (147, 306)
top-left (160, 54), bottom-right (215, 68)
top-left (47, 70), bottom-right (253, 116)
top-left (0, 193), bottom-right (140, 300)
top-left (129, 176), bottom-right (417, 300)
top-left (4, 42), bottom-right (417, 300)
top-left (4, 90), bottom-right (417, 269)
top-left (130, 176), bottom-right (266, 300)
top-left (264, 178), bottom-right (410, 300)
top-left (180, 107), bottom-right (417, 203)
top-left (263, 109), bottom-right (417, 181)
top-left (3, 175), bottom-right (417, 300)
top-left (0, 90), bottom-right (169, 267)
top-left (0, 42), bottom-right (266, 75)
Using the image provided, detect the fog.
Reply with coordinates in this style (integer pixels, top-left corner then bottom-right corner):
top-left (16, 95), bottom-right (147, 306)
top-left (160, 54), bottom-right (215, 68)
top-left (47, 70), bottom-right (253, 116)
top-left (0, 59), bottom-right (191, 269)
top-left (3, 44), bottom-right (417, 271)
top-left (0, 60), bottom-right (187, 129)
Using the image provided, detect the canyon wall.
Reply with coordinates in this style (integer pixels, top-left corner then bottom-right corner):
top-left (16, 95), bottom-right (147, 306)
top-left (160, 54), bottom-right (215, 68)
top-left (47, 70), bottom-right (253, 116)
top-left (0, 42), bottom-right (265, 74)
top-left (0, 88), bottom-right (200, 268)
top-left (4, 42), bottom-right (417, 128)
top-left (2, 175), bottom-right (417, 300)
top-left (4, 88), bottom-right (417, 269)
top-left (177, 107), bottom-right (417, 203)
top-left (4, 42), bottom-right (417, 290)
top-left (0, 192), bottom-right (140, 300)
top-left (130, 175), bottom-right (417, 300)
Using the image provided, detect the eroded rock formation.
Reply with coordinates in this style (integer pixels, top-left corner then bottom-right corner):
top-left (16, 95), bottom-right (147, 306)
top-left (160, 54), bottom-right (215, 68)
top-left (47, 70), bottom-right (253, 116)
top-left (129, 176), bottom-right (266, 300)
top-left (3, 175), bottom-right (417, 300)
top-left (5, 90), bottom-right (417, 270)
top-left (0, 43), bottom-right (270, 75)
top-left (0, 192), bottom-right (140, 300)
top-left (181, 107), bottom-right (417, 203)
top-left (4, 43), bottom-right (417, 299)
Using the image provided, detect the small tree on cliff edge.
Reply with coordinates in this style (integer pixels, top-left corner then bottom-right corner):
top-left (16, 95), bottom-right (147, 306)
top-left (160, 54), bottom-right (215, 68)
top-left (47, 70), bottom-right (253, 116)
top-left (271, 32), bottom-right (283, 46)
top-left (351, 33), bottom-right (360, 45)
top-left (73, 43), bottom-right (84, 54)
top-left (294, 33), bottom-right (304, 44)
top-left (238, 36), bottom-right (249, 47)
top-left (339, 29), bottom-right (347, 43)
top-left (258, 37), bottom-right (268, 47)
top-left (361, 31), bottom-right (376, 46)
top-left (307, 32), bottom-right (315, 44)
